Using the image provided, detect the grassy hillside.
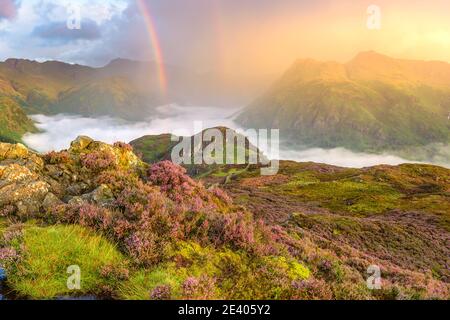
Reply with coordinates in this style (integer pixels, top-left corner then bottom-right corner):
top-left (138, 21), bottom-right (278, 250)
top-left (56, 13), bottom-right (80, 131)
top-left (130, 127), bottom-right (264, 177)
top-left (237, 52), bottom-right (450, 153)
top-left (53, 77), bottom-right (163, 120)
top-left (1, 138), bottom-right (448, 299)
top-left (130, 134), bottom-right (177, 164)
top-left (0, 96), bottom-right (37, 143)
top-left (0, 58), bottom-right (271, 120)
top-left (199, 161), bottom-right (450, 291)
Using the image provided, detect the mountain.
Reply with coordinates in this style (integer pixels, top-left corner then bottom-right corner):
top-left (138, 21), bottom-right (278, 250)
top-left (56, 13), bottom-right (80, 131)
top-left (237, 52), bottom-right (450, 152)
top-left (0, 58), bottom-right (273, 121)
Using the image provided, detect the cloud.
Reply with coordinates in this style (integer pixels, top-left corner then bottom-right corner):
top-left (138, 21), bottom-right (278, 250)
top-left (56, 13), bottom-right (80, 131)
top-left (0, 0), bottom-right (20, 21)
top-left (21, 106), bottom-right (448, 169)
top-left (32, 19), bottom-right (101, 43)
top-left (23, 105), bottom-right (239, 152)
top-left (278, 147), bottom-right (421, 168)
top-left (0, 1), bottom-right (127, 64)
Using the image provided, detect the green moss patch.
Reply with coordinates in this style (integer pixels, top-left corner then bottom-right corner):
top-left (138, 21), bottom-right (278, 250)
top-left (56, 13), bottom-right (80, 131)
top-left (119, 241), bottom-right (310, 300)
top-left (279, 180), bottom-right (402, 215)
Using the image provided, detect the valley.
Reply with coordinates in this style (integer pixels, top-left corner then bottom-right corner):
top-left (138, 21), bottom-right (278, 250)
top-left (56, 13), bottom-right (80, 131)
top-left (0, 52), bottom-right (449, 301)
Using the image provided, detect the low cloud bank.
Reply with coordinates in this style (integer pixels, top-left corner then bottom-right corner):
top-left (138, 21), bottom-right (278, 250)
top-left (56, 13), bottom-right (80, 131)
top-left (23, 106), bottom-right (448, 169)
top-left (279, 147), bottom-right (419, 168)
top-left (23, 105), bottom-right (238, 153)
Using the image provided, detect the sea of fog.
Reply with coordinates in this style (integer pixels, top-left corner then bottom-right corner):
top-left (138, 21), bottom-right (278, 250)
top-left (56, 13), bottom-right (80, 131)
top-left (23, 104), bottom-right (435, 168)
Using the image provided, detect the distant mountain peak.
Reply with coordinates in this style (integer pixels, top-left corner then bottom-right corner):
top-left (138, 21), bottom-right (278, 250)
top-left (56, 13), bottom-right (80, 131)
top-left (352, 50), bottom-right (387, 58)
top-left (3, 58), bottom-right (39, 69)
top-left (106, 58), bottom-right (137, 66)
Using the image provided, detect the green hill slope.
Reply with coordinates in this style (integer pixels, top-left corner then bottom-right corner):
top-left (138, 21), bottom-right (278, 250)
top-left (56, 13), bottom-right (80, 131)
top-left (0, 58), bottom-right (271, 121)
top-left (130, 127), bottom-right (265, 177)
top-left (237, 52), bottom-right (450, 152)
top-left (0, 96), bottom-right (36, 143)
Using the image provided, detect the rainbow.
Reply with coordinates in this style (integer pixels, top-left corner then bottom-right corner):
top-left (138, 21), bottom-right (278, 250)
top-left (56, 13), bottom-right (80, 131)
top-left (136, 0), bottom-right (168, 95)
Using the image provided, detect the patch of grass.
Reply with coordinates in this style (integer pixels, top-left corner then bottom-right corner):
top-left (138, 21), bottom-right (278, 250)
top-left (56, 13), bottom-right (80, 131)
top-left (7, 224), bottom-right (126, 299)
top-left (283, 171), bottom-right (320, 187)
top-left (0, 218), bottom-right (8, 237)
top-left (130, 134), bottom-right (175, 163)
top-left (212, 167), bottom-right (241, 177)
top-left (400, 195), bottom-right (450, 231)
top-left (279, 180), bottom-right (402, 215)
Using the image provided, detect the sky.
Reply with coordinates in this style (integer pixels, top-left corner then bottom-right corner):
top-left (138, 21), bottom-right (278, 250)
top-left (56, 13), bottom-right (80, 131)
top-left (0, 0), bottom-right (450, 75)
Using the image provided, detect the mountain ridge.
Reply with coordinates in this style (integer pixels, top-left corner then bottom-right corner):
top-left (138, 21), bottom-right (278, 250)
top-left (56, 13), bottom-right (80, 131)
top-left (0, 57), bottom-right (274, 121)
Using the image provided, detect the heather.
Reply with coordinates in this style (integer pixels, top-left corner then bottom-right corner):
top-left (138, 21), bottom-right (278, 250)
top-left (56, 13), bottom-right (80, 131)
top-left (1, 137), bottom-right (449, 300)
top-left (0, 138), bottom-right (313, 300)
top-left (202, 161), bottom-right (450, 299)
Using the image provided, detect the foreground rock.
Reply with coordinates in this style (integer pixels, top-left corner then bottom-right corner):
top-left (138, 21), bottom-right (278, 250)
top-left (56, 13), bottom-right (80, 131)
top-left (0, 137), bottom-right (144, 218)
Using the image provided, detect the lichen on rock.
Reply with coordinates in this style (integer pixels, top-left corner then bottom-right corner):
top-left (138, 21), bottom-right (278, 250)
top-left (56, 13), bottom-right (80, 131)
top-left (0, 136), bottom-right (145, 218)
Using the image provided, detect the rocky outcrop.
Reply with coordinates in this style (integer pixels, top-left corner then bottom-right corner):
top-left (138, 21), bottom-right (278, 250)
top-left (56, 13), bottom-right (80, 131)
top-left (0, 137), bottom-right (145, 218)
top-left (0, 163), bottom-right (50, 218)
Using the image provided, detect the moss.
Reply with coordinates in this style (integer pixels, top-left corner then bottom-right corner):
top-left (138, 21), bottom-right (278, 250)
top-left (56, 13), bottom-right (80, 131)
top-left (279, 180), bottom-right (402, 215)
top-left (7, 224), bottom-right (127, 299)
top-left (119, 267), bottom-right (183, 300)
top-left (118, 241), bottom-right (312, 300)
top-left (262, 256), bottom-right (310, 280)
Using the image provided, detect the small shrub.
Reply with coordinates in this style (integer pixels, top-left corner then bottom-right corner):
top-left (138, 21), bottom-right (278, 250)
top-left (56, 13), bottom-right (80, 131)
top-left (113, 142), bottom-right (133, 152)
top-left (0, 247), bottom-right (19, 267)
top-left (291, 279), bottom-right (333, 300)
top-left (96, 169), bottom-right (140, 194)
top-left (181, 275), bottom-right (216, 300)
top-left (44, 151), bottom-right (71, 164)
top-left (210, 187), bottom-right (233, 205)
top-left (125, 231), bottom-right (159, 265)
top-left (150, 285), bottom-right (172, 300)
top-left (50, 203), bottom-right (113, 231)
top-left (80, 150), bottom-right (116, 172)
top-left (0, 205), bottom-right (16, 217)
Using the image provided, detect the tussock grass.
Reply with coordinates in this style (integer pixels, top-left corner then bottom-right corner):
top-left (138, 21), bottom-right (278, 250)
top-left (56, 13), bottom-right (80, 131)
top-left (0, 218), bottom-right (7, 236)
top-left (8, 224), bottom-right (126, 299)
